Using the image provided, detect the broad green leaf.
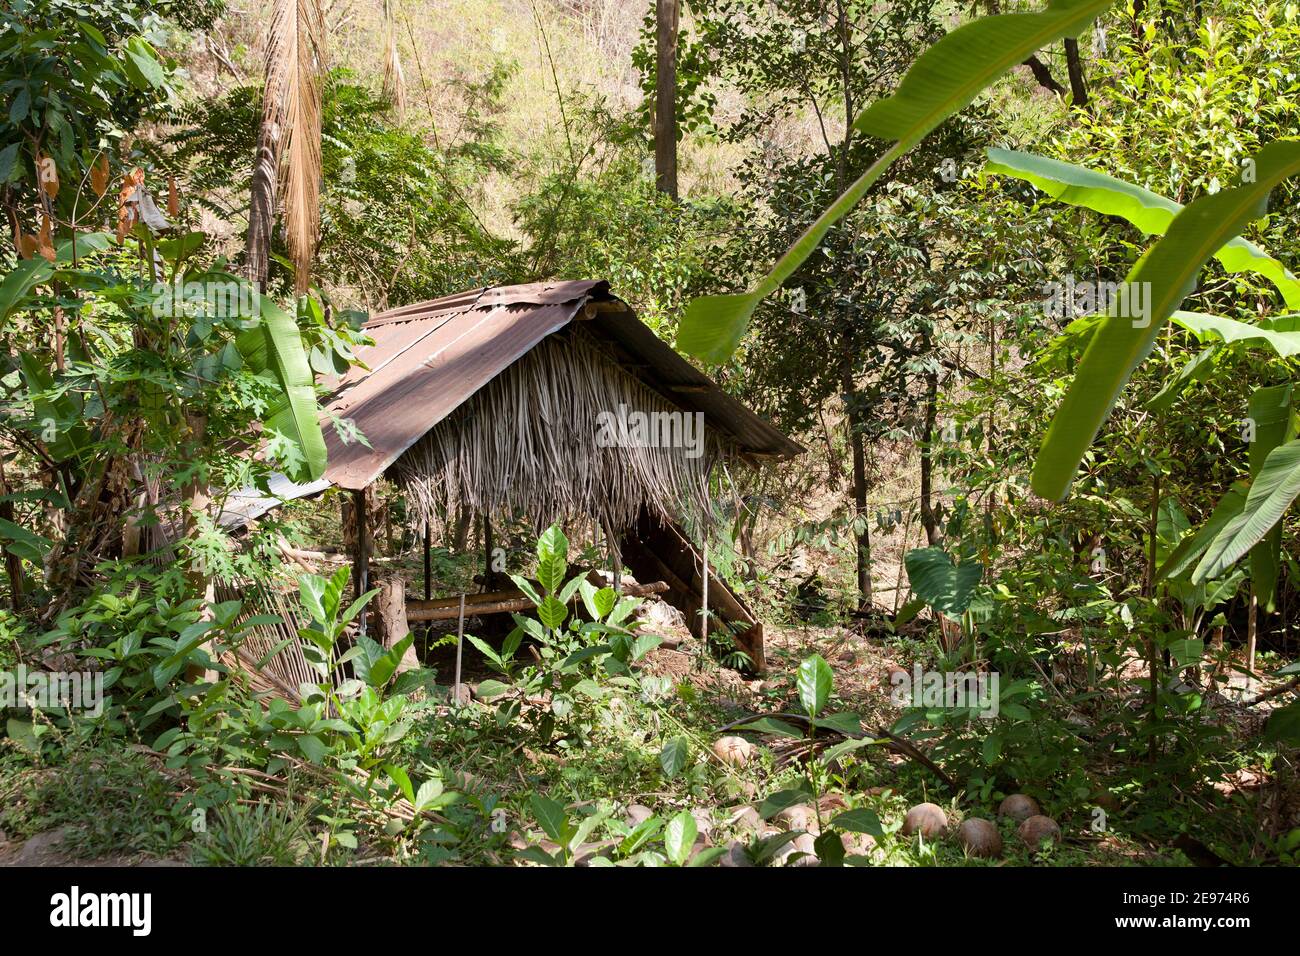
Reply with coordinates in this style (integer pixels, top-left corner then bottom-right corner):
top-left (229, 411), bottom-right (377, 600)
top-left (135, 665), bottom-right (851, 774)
top-left (1166, 638), bottom-right (1204, 668)
top-left (832, 808), bottom-right (884, 837)
top-left (537, 596), bottom-right (568, 630)
top-left (414, 778), bottom-right (444, 812)
top-left (236, 295), bottom-right (327, 482)
top-left (659, 736), bottom-right (690, 778)
top-left (986, 149), bottom-right (1300, 309)
top-left (578, 579), bottom-right (602, 620)
top-left (537, 524), bottom-right (568, 562)
top-left (297, 734), bottom-right (328, 764)
top-left (466, 635), bottom-right (505, 669)
top-left (664, 811), bottom-right (697, 866)
top-left (675, 0), bottom-right (1115, 364)
top-left (758, 785), bottom-right (813, 820)
top-left (0, 517), bottom-right (51, 563)
top-left (736, 716), bottom-right (803, 738)
top-left (1032, 139), bottom-right (1300, 500)
top-left (687, 846), bottom-right (727, 867)
top-left (123, 36), bottom-right (166, 89)
top-left (529, 794), bottom-right (569, 844)
top-left (815, 711), bottom-right (863, 736)
top-left (1171, 311), bottom-right (1300, 358)
top-left (537, 553), bottom-right (567, 594)
top-left (593, 586), bottom-right (617, 619)
top-left (904, 546), bottom-right (982, 616)
top-left (1157, 482), bottom-right (1248, 581)
top-left (475, 679), bottom-right (510, 700)
top-left (797, 654), bottom-right (833, 718)
top-left (6, 718), bottom-right (40, 753)
top-left (1195, 439), bottom-right (1300, 583)
top-left (385, 764), bottom-right (415, 804)
top-left (1247, 384), bottom-right (1296, 611)
top-left (0, 142), bottom-right (18, 183)
top-left (743, 717), bottom-right (800, 738)
top-left (1263, 700), bottom-right (1300, 744)
top-left (0, 258), bottom-right (54, 322)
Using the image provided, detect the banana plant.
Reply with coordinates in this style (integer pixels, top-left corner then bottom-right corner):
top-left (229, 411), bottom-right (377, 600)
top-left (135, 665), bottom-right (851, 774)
top-left (989, 144), bottom-right (1300, 601)
top-left (985, 147), bottom-right (1300, 308)
top-left (675, 0), bottom-right (1117, 365)
top-left (1024, 139), bottom-right (1300, 501)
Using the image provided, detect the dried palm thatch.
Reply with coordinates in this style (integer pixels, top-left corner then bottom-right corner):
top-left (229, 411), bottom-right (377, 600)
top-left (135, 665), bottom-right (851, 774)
top-left (392, 326), bottom-right (735, 535)
top-left (214, 578), bottom-right (314, 700)
top-left (249, 0), bottom-right (325, 293)
top-left (381, 0), bottom-right (407, 118)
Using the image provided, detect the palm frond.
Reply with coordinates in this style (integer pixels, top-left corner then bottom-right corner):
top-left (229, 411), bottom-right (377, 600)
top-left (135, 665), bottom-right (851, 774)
top-left (261, 0), bottom-right (325, 293)
top-left (381, 0), bottom-right (407, 119)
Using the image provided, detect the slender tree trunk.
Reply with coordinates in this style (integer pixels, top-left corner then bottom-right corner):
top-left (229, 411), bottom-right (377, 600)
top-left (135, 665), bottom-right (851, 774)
top-left (919, 368), bottom-right (939, 546)
top-left (1064, 37), bottom-right (1089, 105)
top-left (653, 0), bottom-right (679, 199)
top-left (840, 362), bottom-right (872, 609)
top-left (1146, 472), bottom-right (1160, 761)
top-left (0, 455), bottom-right (23, 609)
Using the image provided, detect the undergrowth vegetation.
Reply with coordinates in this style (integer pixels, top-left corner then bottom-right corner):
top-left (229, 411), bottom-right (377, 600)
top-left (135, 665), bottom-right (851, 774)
top-left (1, 0), bottom-right (1298, 870)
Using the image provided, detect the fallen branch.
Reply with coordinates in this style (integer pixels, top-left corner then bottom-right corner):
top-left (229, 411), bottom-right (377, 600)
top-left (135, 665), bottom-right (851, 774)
top-left (715, 710), bottom-right (957, 790)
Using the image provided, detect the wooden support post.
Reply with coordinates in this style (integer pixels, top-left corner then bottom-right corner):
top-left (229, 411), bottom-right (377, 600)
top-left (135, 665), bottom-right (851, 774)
top-left (351, 488), bottom-right (371, 636)
top-left (453, 593), bottom-right (466, 710)
top-left (701, 536), bottom-right (709, 645)
top-left (423, 521), bottom-right (432, 601)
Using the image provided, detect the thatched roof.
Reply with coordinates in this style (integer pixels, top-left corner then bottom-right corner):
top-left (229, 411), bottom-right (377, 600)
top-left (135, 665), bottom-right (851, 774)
top-left (321, 280), bottom-right (800, 490)
top-left (218, 280), bottom-right (801, 531)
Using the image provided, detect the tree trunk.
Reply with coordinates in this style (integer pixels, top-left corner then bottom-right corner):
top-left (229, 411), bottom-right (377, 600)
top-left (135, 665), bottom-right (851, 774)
top-left (919, 369), bottom-right (939, 546)
top-left (375, 575), bottom-right (419, 672)
top-left (841, 365), bottom-right (872, 609)
top-left (0, 456), bottom-right (23, 609)
top-left (452, 503), bottom-right (472, 550)
top-left (654, 0), bottom-right (679, 199)
top-left (1064, 37), bottom-right (1089, 105)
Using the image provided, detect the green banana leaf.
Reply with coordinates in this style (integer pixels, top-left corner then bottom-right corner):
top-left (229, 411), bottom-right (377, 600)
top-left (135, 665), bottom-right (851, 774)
top-left (1171, 311), bottom-right (1300, 357)
top-left (236, 296), bottom-right (328, 483)
top-left (1156, 481), bottom-right (1248, 582)
top-left (985, 149), bottom-right (1300, 309)
top-left (0, 259), bottom-right (54, 324)
top-left (1247, 384), bottom-right (1297, 611)
top-left (675, 0), bottom-right (1116, 364)
top-left (1031, 139), bottom-right (1300, 501)
top-left (1194, 438), bottom-right (1300, 584)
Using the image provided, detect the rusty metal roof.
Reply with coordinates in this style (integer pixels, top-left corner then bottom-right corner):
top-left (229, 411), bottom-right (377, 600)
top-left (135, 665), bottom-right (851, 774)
top-left (319, 280), bottom-right (802, 491)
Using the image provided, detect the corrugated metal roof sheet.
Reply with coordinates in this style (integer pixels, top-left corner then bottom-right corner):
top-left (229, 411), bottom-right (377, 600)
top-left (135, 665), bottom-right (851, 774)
top-left (320, 280), bottom-right (802, 490)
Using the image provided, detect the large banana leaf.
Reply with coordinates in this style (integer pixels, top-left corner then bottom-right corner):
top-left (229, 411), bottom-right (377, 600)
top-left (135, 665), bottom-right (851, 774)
top-left (1194, 438), bottom-right (1300, 583)
top-left (236, 296), bottom-right (328, 482)
top-left (1246, 384), bottom-right (1296, 611)
top-left (1031, 139), bottom-right (1300, 501)
top-left (1156, 481), bottom-right (1248, 582)
top-left (675, 0), bottom-right (1116, 364)
top-left (1171, 311), bottom-right (1300, 357)
top-left (986, 149), bottom-right (1300, 309)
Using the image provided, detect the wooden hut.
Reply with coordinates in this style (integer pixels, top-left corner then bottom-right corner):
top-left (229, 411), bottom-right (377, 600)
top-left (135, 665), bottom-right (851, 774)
top-left (221, 280), bottom-right (802, 673)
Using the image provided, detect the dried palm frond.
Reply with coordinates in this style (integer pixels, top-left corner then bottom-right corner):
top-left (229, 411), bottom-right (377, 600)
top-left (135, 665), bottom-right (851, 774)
top-left (254, 0), bottom-right (325, 293)
top-left (393, 326), bottom-right (736, 536)
top-left (381, 0), bottom-right (407, 118)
